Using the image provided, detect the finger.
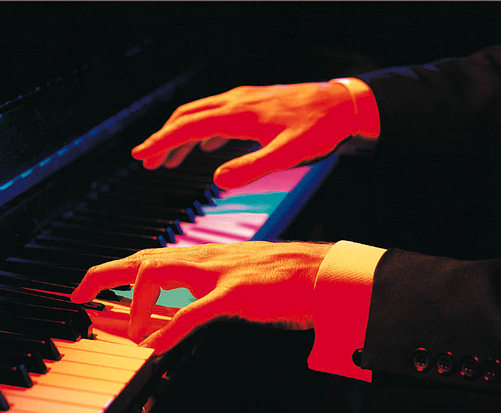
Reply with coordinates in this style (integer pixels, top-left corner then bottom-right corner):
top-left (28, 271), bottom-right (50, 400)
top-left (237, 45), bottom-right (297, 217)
top-left (128, 257), bottom-right (220, 340)
top-left (142, 152), bottom-right (169, 170)
top-left (168, 99), bottom-right (225, 123)
top-left (213, 132), bottom-right (298, 189)
top-left (71, 257), bottom-right (141, 303)
top-left (139, 288), bottom-right (231, 354)
top-left (128, 259), bottom-right (162, 340)
top-left (200, 136), bottom-right (229, 152)
top-left (163, 142), bottom-right (197, 169)
top-left (131, 109), bottom-right (249, 160)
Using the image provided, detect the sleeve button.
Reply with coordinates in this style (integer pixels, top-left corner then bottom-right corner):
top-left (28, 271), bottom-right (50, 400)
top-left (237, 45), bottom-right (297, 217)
top-left (483, 358), bottom-right (500, 383)
top-left (436, 352), bottom-right (455, 375)
top-left (352, 348), bottom-right (363, 367)
top-left (412, 348), bottom-right (431, 372)
top-left (460, 356), bottom-right (479, 379)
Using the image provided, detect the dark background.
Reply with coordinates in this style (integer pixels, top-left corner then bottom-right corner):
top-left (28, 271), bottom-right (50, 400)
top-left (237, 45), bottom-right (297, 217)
top-left (1, 1), bottom-right (501, 102)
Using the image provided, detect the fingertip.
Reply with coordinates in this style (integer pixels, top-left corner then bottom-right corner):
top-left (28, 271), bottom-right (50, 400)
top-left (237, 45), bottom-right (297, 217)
top-left (138, 332), bottom-right (165, 354)
top-left (142, 161), bottom-right (159, 170)
top-left (138, 338), bottom-right (151, 348)
top-left (200, 136), bottom-right (228, 152)
top-left (143, 153), bottom-right (168, 170)
top-left (70, 292), bottom-right (89, 304)
top-left (163, 157), bottom-right (183, 169)
top-left (214, 164), bottom-right (251, 189)
top-left (128, 322), bottom-right (145, 342)
top-left (131, 145), bottom-right (145, 159)
top-left (213, 167), bottom-right (235, 189)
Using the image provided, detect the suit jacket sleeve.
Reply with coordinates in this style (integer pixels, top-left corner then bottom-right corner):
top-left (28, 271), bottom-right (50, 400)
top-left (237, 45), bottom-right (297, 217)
top-left (356, 46), bottom-right (501, 150)
top-left (352, 47), bottom-right (501, 390)
top-left (361, 249), bottom-right (501, 390)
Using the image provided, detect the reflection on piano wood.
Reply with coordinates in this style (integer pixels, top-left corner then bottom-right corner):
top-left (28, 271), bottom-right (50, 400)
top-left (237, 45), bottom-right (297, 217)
top-left (0, 101), bottom-right (337, 411)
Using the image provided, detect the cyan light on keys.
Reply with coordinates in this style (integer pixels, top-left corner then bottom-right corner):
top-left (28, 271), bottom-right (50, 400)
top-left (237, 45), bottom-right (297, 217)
top-left (113, 160), bottom-right (339, 308)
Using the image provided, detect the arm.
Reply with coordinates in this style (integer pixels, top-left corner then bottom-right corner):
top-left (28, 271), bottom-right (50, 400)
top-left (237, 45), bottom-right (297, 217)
top-left (362, 249), bottom-right (501, 391)
top-left (357, 46), bottom-right (501, 149)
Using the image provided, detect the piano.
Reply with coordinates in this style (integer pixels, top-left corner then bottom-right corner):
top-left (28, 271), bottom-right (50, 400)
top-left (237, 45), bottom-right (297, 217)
top-left (0, 34), bottom-right (339, 412)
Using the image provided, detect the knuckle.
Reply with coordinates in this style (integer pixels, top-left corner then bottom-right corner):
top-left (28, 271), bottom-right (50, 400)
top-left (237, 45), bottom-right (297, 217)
top-left (86, 265), bottom-right (98, 276)
top-left (232, 85), bottom-right (252, 93)
top-left (138, 258), bottom-right (156, 272)
top-left (171, 105), bottom-right (186, 119)
top-left (136, 249), bottom-right (155, 257)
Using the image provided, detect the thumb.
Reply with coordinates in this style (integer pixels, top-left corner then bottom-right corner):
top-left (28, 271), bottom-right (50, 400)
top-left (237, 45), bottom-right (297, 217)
top-left (139, 288), bottom-right (231, 354)
top-left (213, 136), bottom-right (297, 189)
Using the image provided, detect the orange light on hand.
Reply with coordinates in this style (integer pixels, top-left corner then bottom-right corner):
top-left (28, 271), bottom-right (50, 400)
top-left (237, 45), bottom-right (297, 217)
top-left (132, 79), bottom-right (379, 189)
top-left (71, 242), bottom-right (331, 355)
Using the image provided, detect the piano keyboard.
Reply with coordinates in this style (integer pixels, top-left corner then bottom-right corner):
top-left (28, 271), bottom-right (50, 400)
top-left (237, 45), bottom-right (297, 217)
top-left (0, 141), bottom-right (338, 412)
top-left (0, 338), bottom-right (155, 413)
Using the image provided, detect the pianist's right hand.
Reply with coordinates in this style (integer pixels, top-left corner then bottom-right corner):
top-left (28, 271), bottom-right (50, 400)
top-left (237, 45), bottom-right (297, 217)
top-left (70, 241), bottom-right (331, 354)
top-left (131, 78), bottom-right (380, 189)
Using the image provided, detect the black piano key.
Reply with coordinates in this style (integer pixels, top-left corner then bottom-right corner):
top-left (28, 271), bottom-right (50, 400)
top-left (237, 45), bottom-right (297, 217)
top-left (3, 257), bottom-right (84, 285)
top-left (112, 284), bottom-right (132, 291)
top-left (124, 174), bottom-right (222, 197)
top-left (100, 193), bottom-right (208, 215)
top-left (0, 389), bottom-right (9, 411)
top-left (35, 234), bottom-right (139, 258)
top-left (58, 216), bottom-right (176, 243)
top-left (173, 159), bottom-right (225, 175)
top-left (0, 310), bottom-right (81, 341)
top-left (0, 362), bottom-right (33, 388)
top-left (103, 191), bottom-right (213, 210)
top-left (0, 297), bottom-right (92, 339)
top-left (131, 167), bottom-right (213, 183)
top-left (0, 331), bottom-right (61, 361)
top-left (0, 270), bottom-right (75, 294)
top-left (96, 289), bottom-right (122, 301)
top-left (49, 222), bottom-right (167, 249)
top-left (0, 283), bottom-right (105, 312)
top-left (86, 201), bottom-right (196, 223)
top-left (82, 300), bottom-right (106, 311)
top-left (0, 351), bottom-right (47, 374)
top-left (73, 208), bottom-right (183, 235)
top-left (108, 182), bottom-right (216, 205)
top-left (19, 244), bottom-right (121, 268)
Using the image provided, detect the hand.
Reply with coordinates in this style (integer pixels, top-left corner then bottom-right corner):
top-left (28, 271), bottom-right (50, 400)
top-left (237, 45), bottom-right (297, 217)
top-left (71, 241), bottom-right (332, 354)
top-left (131, 79), bottom-right (378, 189)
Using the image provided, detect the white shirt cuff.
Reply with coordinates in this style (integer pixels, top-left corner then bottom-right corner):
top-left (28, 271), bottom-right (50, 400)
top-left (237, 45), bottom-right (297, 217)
top-left (307, 240), bottom-right (387, 382)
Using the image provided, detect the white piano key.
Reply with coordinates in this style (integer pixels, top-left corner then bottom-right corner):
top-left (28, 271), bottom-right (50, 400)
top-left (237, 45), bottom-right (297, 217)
top-left (3, 392), bottom-right (104, 413)
top-left (32, 371), bottom-right (124, 394)
top-left (48, 359), bottom-right (141, 382)
top-left (53, 338), bottom-right (154, 360)
top-left (57, 347), bottom-right (145, 371)
top-left (2, 384), bottom-right (113, 409)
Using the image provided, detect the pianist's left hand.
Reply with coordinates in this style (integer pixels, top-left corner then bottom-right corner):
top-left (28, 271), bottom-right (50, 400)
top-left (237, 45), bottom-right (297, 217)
top-left (131, 79), bottom-right (379, 189)
top-left (71, 241), bottom-right (331, 354)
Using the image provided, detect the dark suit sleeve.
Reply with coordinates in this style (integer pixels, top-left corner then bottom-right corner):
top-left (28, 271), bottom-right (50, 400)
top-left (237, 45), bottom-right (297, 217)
top-left (361, 249), bottom-right (501, 390)
top-left (356, 46), bottom-right (501, 150)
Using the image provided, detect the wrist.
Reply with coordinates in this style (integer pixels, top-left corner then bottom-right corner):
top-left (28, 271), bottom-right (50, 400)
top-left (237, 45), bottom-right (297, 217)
top-left (329, 77), bottom-right (380, 139)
